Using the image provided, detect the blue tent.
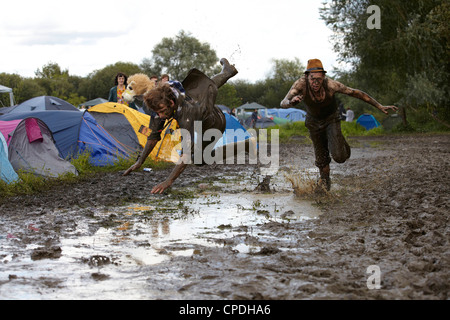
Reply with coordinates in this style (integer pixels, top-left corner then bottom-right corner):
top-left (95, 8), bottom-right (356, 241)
top-left (212, 113), bottom-right (257, 161)
top-left (356, 114), bottom-right (381, 130)
top-left (0, 132), bottom-right (19, 184)
top-left (215, 113), bottom-right (254, 147)
top-left (0, 111), bottom-right (131, 166)
top-left (4, 96), bottom-right (79, 113)
top-left (267, 108), bottom-right (306, 122)
top-left (78, 112), bottom-right (131, 166)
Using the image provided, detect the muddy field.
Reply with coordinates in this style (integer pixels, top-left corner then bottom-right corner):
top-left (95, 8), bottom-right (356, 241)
top-left (0, 133), bottom-right (448, 300)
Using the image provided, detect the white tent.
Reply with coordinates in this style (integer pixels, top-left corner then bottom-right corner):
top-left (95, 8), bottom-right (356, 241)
top-left (0, 85), bottom-right (15, 107)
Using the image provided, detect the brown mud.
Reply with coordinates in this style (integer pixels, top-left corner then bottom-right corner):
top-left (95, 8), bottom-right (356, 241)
top-left (0, 134), bottom-right (448, 299)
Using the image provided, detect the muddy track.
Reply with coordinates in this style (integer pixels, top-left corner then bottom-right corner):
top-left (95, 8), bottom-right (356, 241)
top-left (0, 134), bottom-right (448, 300)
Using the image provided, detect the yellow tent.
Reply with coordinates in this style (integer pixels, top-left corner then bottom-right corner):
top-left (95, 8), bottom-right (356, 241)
top-left (88, 102), bottom-right (181, 163)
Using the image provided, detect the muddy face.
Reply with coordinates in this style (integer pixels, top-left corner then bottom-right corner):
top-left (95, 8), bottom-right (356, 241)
top-left (308, 72), bottom-right (325, 92)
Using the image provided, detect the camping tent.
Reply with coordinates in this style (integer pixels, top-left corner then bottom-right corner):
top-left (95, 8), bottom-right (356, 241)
top-left (271, 116), bottom-right (290, 125)
top-left (267, 108), bottom-right (306, 122)
top-left (213, 113), bottom-right (257, 160)
top-left (0, 85), bottom-right (15, 107)
top-left (88, 102), bottom-right (183, 163)
top-left (0, 118), bottom-right (78, 177)
top-left (0, 110), bottom-right (131, 166)
top-left (356, 114), bottom-right (381, 130)
top-left (78, 98), bottom-right (108, 109)
top-left (217, 104), bottom-right (231, 113)
top-left (244, 116), bottom-right (276, 128)
top-left (0, 132), bottom-right (19, 184)
top-left (235, 102), bottom-right (268, 120)
top-left (5, 96), bottom-right (79, 113)
top-left (88, 102), bottom-right (151, 154)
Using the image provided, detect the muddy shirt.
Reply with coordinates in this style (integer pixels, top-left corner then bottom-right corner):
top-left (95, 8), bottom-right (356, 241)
top-left (147, 95), bottom-right (203, 143)
top-left (304, 77), bottom-right (338, 120)
top-left (146, 74), bottom-right (226, 157)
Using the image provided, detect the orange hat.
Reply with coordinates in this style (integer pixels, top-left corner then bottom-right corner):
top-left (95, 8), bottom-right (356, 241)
top-left (305, 59), bottom-right (327, 73)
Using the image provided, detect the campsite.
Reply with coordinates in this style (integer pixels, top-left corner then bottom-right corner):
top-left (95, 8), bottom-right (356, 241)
top-left (0, 94), bottom-right (448, 299)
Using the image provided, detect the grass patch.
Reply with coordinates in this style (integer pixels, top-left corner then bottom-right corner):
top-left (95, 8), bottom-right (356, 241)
top-left (266, 120), bottom-right (388, 143)
top-left (0, 150), bottom-right (174, 199)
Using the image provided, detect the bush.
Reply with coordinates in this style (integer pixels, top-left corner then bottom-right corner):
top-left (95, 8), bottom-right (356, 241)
top-left (269, 120), bottom-right (384, 142)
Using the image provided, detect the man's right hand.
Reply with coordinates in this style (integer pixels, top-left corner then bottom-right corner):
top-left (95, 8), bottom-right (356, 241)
top-left (280, 98), bottom-right (291, 108)
top-left (123, 162), bottom-right (142, 176)
top-left (280, 95), bottom-right (302, 108)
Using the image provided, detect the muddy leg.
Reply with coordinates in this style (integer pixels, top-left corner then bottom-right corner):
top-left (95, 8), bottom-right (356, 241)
top-left (318, 164), bottom-right (331, 191)
top-left (327, 120), bottom-right (351, 163)
top-left (211, 58), bottom-right (238, 89)
top-left (307, 124), bottom-right (332, 192)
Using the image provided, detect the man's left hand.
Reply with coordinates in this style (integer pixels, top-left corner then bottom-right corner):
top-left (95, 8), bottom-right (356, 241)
top-left (380, 105), bottom-right (398, 114)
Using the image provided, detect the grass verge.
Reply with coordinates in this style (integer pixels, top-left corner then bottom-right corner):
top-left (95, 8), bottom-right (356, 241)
top-left (0, 150), bottom-right (173, 199)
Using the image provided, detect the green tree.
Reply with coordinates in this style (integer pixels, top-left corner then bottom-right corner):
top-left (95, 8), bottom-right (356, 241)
top-left (35, 62), bottom-right (71, 97)
top-left (233, 79), bottom-right (266, 106)
top-left (34, 62), bottom-right (87, 105)
top-left (0, 73), bottom-right (48, 105)
top-left (78, 62), bottom-right (142, 100)
top-left (233, 58), bottom-right (306, 109)
top-left (216, 83), bottom-right (242, 109)
top-left (141, 30), bottom-right (219, 81)
top-left (320, 0), bottom-right (449, 128)
top-left (259, 58), bottom-right (306, 108)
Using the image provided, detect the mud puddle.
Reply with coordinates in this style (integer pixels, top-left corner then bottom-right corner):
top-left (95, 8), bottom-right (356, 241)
top-left (1, 185), bottom-right (321, 299)
top-left (61, 192), bottom-right (321, 263)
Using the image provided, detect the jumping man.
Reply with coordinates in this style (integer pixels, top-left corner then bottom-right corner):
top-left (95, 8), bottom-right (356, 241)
top-left (123, 58), bottom-right (238, 194)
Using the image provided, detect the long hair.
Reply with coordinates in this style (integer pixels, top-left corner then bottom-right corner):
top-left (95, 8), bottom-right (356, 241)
top-left (143, 84), bottom-right (176, 113)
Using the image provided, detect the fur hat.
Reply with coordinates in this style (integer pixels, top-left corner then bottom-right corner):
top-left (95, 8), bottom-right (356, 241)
top-left (305, 59), bottom-right (327, 73)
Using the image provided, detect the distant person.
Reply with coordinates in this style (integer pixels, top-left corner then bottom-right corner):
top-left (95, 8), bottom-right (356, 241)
top-left (281, 58), bottom-right (397, 191)
top-left (251, 109), bottom-right (258, 129)
top-left (343, 107), bottom-right (354, 122)
top-left (109, 72), bottom-right (137, 110)
top-left (150, 75), bottom-right (158, 86)
top-left (230, 108), bottom-right (236, 117)
top-left (161, 74), bottom-right (170, 83)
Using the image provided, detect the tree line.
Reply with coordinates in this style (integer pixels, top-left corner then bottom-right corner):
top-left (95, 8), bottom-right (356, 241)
top-left (1, 4), bottom-right (448, 132)
top-left (0, 30), bottom-right (303, 112)
top-left (320, 0), bottom-right (449, 130)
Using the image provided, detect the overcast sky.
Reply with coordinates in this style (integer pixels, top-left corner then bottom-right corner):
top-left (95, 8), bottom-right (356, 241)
top-left (0, 0), bottom-right (338, 83)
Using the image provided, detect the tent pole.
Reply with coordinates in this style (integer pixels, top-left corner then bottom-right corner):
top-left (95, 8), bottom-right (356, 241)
top-left (155, 120), bottom-right (172, 159)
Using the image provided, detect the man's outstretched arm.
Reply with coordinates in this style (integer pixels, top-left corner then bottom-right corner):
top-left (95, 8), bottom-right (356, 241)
top-left (332, 80), bottom-right (398, 114)
top-left (123, 138), bottom-right (158, 176)
top-left (150, 160), bottom-right (188, 194)
top-left (150, 134), bottom-right (193, 194)
top-left (280, 77), bottom-right (305, 108)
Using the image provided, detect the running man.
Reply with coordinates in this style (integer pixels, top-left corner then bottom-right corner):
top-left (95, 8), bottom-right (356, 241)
top-left (280, 59), bottom-right (397, 190)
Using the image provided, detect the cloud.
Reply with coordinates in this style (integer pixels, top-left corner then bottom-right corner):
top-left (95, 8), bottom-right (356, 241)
top-left (11, 29), bottom-right (123, 46)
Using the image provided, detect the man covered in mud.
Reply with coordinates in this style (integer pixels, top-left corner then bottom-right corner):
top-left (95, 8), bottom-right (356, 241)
top-left (280, 59), bottom-right (397, 191)
top-left (123, 58), bottom-right (238, 194)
